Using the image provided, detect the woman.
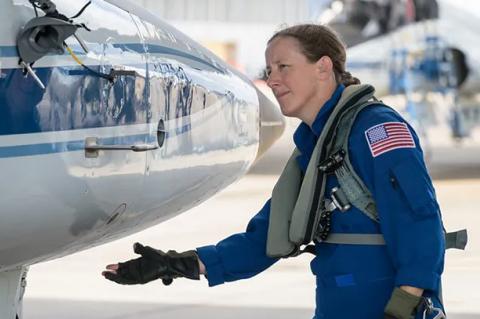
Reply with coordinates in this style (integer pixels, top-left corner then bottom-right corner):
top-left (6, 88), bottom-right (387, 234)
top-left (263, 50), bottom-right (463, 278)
top-left (103, 24), bottom-right (446, 319)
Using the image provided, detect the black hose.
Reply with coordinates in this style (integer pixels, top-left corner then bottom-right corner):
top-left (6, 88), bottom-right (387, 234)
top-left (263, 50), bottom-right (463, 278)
top-left (70, 1), bottom-right (92, 19)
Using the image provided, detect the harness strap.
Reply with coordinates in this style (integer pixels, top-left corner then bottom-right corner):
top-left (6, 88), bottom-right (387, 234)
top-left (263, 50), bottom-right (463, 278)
top-left (323, 233), bottom-right (386, 245)
top-left (445, 229), bottom-right (468, 250)
top-left (319, 230), bottom-right (467, 249)
top-left (327, 99), bottom-right (381, 222)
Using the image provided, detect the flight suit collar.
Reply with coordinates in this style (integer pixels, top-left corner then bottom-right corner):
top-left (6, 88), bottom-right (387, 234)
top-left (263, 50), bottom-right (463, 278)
top-left (293, 84), bottom-right (345, 171)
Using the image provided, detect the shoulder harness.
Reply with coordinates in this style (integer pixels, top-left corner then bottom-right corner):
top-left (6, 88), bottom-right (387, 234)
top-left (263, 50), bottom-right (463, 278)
top-left (266, 84), bottom-right (467, 258)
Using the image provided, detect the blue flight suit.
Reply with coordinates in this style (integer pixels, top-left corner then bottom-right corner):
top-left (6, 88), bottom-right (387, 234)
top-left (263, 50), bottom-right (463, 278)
top-left (197, 84), bottom-right (445, 319)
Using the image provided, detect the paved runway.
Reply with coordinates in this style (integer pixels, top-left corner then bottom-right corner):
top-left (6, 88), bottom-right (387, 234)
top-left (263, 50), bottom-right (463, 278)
top-left (24, 177), bottom-right (480, 318)
top-left (23, 121), bottom-right (480, 318)
top-left (23, 299), bottom-right (480, 319)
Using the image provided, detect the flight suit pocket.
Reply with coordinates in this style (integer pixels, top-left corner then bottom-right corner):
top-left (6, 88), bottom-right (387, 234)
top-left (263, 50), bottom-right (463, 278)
top-left (390, 158), bottom-right (438, 219)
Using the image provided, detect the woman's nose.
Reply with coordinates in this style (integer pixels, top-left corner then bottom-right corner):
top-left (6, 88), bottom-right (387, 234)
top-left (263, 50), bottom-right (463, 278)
top-left (266, 72), bottom-right (279, 88)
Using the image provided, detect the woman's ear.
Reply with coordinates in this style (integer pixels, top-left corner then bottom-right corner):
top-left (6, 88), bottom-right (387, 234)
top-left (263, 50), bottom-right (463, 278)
top-left (315, 56), bottom-right (334, 79)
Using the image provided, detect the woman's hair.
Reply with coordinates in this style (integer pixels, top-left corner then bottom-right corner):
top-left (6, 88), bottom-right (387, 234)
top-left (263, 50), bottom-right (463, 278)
top-left (268, 24), bottom-right (360, 87)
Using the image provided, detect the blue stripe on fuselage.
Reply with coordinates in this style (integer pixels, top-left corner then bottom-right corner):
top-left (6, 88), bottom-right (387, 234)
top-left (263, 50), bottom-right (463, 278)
top-left (0, 138), bottom-right (87, 158)
top-left (0, 41), bottom-right (219, 158)
top-left (0, 65), bottom-right (199, 136)
top-left (0, 46), bottom-right (19, 58)
top-left (0, 65), bottom-right (151, 136)
top-left (0, 125), bottom-right (188, 158)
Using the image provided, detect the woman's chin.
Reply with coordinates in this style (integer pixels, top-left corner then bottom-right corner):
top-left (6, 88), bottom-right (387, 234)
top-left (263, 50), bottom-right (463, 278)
top-left (279, 107), bottom-right (297, 118)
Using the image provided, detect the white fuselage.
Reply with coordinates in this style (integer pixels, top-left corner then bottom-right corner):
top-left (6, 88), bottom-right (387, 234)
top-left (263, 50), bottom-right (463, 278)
top-left (0, 0), bottom-right (283, 271)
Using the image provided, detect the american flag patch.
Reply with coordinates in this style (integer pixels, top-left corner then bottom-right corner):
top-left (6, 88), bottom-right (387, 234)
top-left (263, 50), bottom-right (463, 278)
top-left (365, 122), bottom-right (415, 157)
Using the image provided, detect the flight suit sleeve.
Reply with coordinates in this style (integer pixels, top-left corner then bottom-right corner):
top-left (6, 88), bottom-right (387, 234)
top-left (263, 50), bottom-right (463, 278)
top-left (350, 106), bottom-right (445, 292)
top-left (196, 199), bottom-right (279, 286)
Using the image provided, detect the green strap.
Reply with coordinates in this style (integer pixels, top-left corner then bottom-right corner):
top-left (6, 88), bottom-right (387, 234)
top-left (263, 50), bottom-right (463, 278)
top-left (323, 233), bottom-right (386, 245)
top-left (267, 149), bottom-right (303, 257)
top-left (322, 230), bottom-right (468, 249)
top-left (445, 229), bottom-right (468, 250)
top-left (327, 100), bottom-right (382, 223)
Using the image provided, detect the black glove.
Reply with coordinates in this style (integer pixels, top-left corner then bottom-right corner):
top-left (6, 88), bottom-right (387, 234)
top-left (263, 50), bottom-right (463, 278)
top-left (103, 243), bottom-right (200, 285)
top-left (384, 287), bottom-right (423, 319)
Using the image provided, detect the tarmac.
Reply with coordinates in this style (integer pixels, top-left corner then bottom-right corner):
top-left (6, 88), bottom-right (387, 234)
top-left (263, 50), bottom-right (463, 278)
top-left (23, 119), bottom-right (480, 319)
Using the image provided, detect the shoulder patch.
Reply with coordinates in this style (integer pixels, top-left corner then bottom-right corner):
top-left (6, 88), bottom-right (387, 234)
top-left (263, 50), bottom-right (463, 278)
top-left (364, 122), bottom-right (415, 157)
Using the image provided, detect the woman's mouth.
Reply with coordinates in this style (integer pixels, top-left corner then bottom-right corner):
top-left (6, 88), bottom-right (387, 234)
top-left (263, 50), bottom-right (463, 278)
top-left (276, 91), bottom-right (289, 99)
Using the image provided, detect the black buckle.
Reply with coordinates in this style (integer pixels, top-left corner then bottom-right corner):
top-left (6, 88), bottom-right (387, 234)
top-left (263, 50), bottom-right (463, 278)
top-left (318, 150), bottom-right (346, 174)
top-left (316, 203), bottom-right (332, 241)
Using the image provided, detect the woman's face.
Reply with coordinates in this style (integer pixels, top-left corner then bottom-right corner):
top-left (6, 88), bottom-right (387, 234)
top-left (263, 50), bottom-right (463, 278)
top-left (265, 36), bottom-right (328, 121)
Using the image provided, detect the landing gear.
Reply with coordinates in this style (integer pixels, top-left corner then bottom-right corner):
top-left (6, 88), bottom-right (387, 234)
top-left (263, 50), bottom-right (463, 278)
top-left (0, 266), bottom-right (28, 319)
top-left (388, 32), bottom-right (471, 157)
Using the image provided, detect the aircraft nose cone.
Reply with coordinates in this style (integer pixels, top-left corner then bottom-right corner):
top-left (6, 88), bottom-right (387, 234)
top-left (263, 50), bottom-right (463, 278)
top-left (255, 86), bottom-right (286, 161)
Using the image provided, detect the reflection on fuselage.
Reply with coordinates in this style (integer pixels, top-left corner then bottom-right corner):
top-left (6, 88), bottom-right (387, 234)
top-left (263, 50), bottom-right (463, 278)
top-left (0, 0), bottom-right (266, 270)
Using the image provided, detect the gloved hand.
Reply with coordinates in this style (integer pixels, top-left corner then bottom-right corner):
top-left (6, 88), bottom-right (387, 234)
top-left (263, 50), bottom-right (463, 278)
top-left (384, 287), bottom-right (422, 319)
top-left (102, 243), bottom-right (200, 285)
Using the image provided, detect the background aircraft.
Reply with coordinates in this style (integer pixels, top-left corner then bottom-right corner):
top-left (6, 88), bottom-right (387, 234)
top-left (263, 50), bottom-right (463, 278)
top-left (0, 0), bottom-right (284, 318)
top-left (317, 0), bottom-right (480, 144)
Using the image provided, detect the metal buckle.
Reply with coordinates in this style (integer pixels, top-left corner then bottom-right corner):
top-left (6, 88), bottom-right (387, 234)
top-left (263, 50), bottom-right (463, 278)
top-left (330, 187), bottom-right (351, 212)
top-left (318, 150), bottom-right (346, 173)
top-left (421, 297), bottom-right (446, 319)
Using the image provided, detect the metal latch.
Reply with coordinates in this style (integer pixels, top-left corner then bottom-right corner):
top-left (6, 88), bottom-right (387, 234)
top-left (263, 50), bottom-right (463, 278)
top-left (318, 150), bottom-right (346, 174)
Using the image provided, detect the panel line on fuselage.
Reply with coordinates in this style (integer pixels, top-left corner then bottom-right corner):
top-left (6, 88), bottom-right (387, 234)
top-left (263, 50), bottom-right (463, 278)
top-left (0, 42), bottom-right (225, 73)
